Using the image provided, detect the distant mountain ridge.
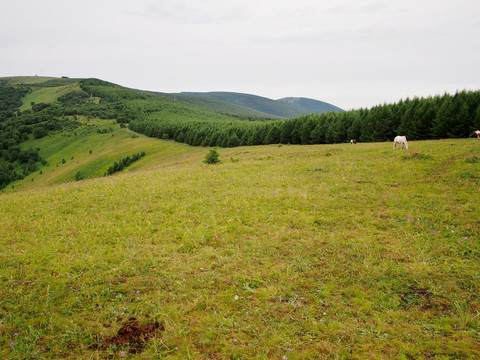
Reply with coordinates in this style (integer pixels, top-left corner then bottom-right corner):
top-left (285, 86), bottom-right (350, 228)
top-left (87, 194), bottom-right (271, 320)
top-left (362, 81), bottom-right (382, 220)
top-left (178, 91), bottom-right (343, 118)
top-left (276, 97), bottom-right (343, 115)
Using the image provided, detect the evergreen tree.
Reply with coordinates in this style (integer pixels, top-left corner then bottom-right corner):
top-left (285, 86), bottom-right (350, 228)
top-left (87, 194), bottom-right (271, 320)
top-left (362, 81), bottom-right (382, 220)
top-left (410, 99), bottom-right (435, 140)
top-left (264, 125), bottom-right (280, 144)
top-left (452, 102), bottom-right (470, 137)
top-left (374, 105), bottom-right (396, 141)
top-left (347, 113), bottom-right (362, 141)
top-left (204, 148), bottom-right (221, 164)
top-left (279, 120), bottom-right (294, 144)
top-left (227, 132), bottom-right (241, 147)
top-left (299, 119), bottom-right (314, 144)
top-left (431, 95), bottom-right (454, 138)
top-left (473, 105), bottom-right (480, 130)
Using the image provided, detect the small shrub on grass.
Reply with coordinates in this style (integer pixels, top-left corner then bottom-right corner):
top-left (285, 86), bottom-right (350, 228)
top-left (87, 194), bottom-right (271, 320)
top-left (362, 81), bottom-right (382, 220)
top-left (459, 170), bottom-right (479, 179)
top-left (204, 148), bottom-right (221, 164)
top-left (465, 155), bottom-right (480, 163)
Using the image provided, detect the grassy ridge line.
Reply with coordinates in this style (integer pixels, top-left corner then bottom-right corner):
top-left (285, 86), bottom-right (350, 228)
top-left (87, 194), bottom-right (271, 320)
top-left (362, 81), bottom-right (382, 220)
top-left (19, 83), bottom-right (82, 111)
top-left (0, 76), bottom-right (59, 85)
top-left (1, 139), bottom-right (480, 359)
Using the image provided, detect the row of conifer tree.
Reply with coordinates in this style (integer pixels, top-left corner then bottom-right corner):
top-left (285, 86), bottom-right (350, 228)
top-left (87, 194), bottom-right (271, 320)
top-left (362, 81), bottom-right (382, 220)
top-left (129, 90), bottom-right (480, 147)
top-left (104, 152), bottom-right (146, 176)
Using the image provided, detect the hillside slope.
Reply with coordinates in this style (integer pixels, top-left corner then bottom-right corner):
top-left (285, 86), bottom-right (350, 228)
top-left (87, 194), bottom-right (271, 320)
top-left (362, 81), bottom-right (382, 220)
top-left (8, 118), bottom-right (202, 192)
top-left (277, 96), bottom-right (343, 114)
top-left (1, 139), bottom-right (479, 359)
top-left (0, 76), bottom-right (265, 190)
top-left (179, 91), bottom-right (342, 118)
top-left (164, 93), bottom-right (280, 119)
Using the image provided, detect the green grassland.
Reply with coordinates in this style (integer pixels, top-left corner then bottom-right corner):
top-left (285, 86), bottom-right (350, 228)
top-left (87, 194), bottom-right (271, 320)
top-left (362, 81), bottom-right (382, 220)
top-left (1, 76), bottom-right (60, 85)
top-left (9, 119), bottom-right (201, 191)
top-left (19, 83), bottom-right (82, 111)
top-left (1, 138), bottom-right (479, 359)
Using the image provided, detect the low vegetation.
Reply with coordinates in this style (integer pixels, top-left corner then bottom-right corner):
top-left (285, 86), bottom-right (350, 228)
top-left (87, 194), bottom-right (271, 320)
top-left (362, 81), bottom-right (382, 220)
top-left (104, 152), bottom-right (146, 176)
top-left (203, 148), bottom-right (221, 164)
top-left (1, 139), bottom-right (479, 359)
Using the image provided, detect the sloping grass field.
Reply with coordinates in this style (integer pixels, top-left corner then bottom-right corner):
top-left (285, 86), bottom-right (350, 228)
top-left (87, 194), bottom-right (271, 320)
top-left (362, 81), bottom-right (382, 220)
top-left (19, 84), bottom-right (82, 112)
top-left (1, 139), bottom-right (479, 359)
top-left (11, 119), bottom-right (200, 191)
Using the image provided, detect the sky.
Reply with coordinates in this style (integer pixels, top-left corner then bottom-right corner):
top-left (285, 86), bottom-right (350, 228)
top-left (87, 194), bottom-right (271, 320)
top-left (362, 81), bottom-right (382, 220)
top-left (1, 0), bottom-right (479, 110)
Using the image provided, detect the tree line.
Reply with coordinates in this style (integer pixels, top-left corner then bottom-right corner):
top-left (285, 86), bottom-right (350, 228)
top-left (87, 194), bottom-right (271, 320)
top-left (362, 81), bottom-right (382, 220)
top-left (129, 90), bottom-right (480, 147)
top-left (104, 152), bottom-right (146, 176)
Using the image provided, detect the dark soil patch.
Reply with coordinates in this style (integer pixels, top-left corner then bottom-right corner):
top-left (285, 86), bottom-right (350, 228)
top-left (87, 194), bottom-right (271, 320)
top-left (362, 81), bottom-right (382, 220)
top-left (399, 286), bottom-right (433, 309)
top-left (403, 151), bottom-right (433, 160)
top-left (90, 317), bottom-right (164, 354)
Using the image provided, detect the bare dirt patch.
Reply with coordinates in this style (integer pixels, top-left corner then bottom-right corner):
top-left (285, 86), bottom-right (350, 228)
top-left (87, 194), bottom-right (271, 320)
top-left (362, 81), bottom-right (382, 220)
top-left (90, 317), bottom-right (164, 354)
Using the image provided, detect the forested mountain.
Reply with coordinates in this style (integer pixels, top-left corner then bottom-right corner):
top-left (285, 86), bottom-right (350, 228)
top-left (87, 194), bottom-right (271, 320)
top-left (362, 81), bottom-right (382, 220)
top-left (277, 97), bottom-right (343, 114)
top-left (178, 91), bottom-right (342, 118)
top-left (164, 93), bottom-right (280, 119)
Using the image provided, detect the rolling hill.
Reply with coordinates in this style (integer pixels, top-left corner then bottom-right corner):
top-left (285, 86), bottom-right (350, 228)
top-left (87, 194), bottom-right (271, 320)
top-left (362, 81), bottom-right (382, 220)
top-left (0, 76), bottom-right (247, 191)
top-left (0, 75), bottom-right (347, 191)
top-left (162, 93), bottom-right (280, 119)
top-left (178, 91), bottom-right (343, 118)
top-left (277, 96), bottom-right (343, 114)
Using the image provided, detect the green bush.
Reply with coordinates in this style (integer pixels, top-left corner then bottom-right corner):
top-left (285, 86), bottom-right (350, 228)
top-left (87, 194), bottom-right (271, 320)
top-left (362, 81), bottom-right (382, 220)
top-left (204, 148), bottom-right (221, 164)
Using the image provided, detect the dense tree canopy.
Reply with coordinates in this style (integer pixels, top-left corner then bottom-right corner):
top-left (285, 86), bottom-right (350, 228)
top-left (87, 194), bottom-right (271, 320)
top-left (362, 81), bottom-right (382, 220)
top-left (130, 90), bottom-right (480, 148)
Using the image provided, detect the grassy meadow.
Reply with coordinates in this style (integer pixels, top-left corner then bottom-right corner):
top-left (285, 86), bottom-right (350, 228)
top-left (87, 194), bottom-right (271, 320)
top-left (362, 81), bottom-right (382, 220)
top-left (10, 119), bottom-right (200, 191)
top-left (1, 138), bottom-right (480, 359)
top-left (19, 84), bottom-right (82, 112)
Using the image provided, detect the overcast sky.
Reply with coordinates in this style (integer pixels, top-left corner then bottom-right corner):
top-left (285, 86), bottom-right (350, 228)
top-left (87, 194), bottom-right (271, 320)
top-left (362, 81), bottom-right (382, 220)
top-left (1, 0), bottom-right (479, 110)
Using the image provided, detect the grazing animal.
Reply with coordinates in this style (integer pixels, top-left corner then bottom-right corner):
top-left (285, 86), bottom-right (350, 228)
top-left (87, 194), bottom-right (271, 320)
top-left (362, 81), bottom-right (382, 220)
top-left (393, 136), bottom-right (408, 149)
top-left (473, 130), bottom-right (480, 139)
top-left (350, 139), bottom-right (357, 144)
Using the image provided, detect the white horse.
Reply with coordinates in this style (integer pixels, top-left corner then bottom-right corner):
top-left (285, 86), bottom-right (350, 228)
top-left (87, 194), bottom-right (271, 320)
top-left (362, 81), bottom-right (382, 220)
top-left (393, 136), bottom-right (408, 149)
